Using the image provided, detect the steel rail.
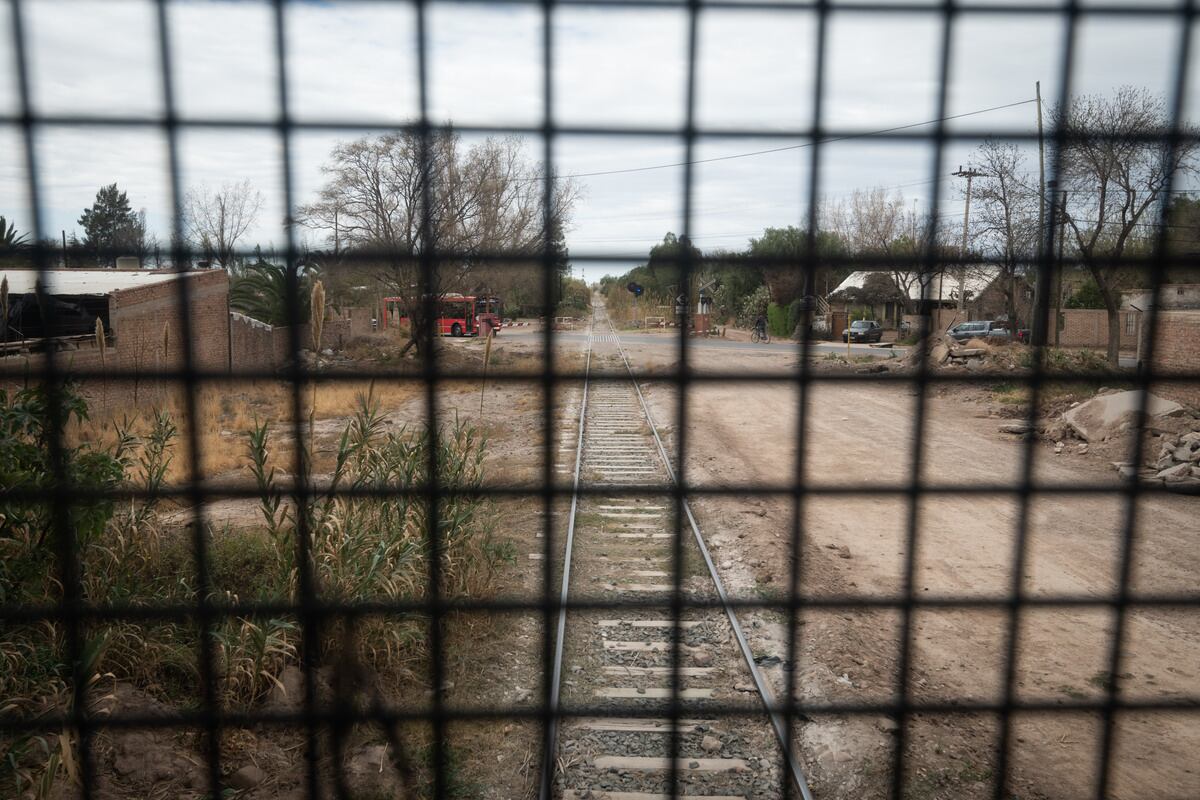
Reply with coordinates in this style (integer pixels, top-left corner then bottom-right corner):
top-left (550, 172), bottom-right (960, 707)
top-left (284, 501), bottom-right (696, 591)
top-left (538, 308), bottom-right (596, 800)
top-left (606, 314), bottom-right (817, 800)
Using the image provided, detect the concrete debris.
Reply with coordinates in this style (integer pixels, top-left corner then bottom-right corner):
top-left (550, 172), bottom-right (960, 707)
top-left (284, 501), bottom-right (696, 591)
top-left (1112, 462), bottom-right (1138, 481)
top-left (1174, 441), bottom-right (1200, 463)
top-left (855, 363), bottom-right (889, 374)
top-left (1063, 390), bottom-right (1184, 442)
top-left (930, 342), bottom-right (950, 365)
top-left (1157, 462), bottom-right (1194, 481)
top-left (999, 420), bottom-right (1035, 435)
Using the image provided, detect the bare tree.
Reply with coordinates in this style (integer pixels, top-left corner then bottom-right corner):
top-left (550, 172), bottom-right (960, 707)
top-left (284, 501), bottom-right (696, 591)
top-left (830, 188), bottom-right (947, 311)
top-left (1053, 86), bottom-right (1198, 366)
top-left (185, 180), bottom-right (264, 268)
top-left (969, 139), bottom-right (1040, 327)
top-left (297, 130), bottom-right (577, 352)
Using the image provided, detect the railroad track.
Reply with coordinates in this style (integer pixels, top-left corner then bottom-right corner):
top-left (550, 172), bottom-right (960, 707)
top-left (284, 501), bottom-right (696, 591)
top-left (541, 305), bottom-right (813, 800)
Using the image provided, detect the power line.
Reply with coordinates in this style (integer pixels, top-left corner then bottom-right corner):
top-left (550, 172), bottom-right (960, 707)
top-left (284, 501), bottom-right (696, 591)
top-left (552, 99), bottom-right (1039, 180)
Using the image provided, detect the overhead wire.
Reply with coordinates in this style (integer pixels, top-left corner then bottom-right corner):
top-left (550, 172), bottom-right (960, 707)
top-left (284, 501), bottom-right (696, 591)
top-left (550, 98), bottom-right (1039, 180)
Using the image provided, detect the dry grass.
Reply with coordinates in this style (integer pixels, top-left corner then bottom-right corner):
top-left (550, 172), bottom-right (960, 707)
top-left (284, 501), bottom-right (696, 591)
top-left (65, 379), bottom-right (419, 483)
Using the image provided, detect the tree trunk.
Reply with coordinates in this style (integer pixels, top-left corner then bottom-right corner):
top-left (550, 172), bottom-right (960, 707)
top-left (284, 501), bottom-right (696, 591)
top-left (1105, 301), bottom-right (1121, 368)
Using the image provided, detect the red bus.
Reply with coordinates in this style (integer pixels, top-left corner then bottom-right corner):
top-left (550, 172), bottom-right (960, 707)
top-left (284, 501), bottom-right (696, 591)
top-left (383, 294), bottom-right (503, 337)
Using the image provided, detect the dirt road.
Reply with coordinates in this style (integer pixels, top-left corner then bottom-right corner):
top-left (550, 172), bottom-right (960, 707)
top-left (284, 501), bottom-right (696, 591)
top-left (621, 340), bottom-right (1199, 800)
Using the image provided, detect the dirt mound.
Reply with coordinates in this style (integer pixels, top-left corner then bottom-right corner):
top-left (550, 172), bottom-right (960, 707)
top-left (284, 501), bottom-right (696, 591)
top-left (98, 685), bottom-right (205, 792)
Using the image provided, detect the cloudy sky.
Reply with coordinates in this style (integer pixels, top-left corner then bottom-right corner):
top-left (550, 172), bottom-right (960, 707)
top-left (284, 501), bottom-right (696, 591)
top-left (1, 0), bottom-right (1197, 281)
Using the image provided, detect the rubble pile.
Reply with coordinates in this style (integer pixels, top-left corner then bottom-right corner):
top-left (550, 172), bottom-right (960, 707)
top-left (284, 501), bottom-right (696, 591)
top-left (1019, 388), bottom-right (1200, 489)
top-left (900, 334), bottom-right (1022, 372)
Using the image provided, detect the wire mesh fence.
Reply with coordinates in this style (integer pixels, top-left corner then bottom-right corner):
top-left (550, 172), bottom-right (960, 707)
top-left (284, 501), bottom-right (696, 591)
top-left (2, 0), bottom-right (1200, 799)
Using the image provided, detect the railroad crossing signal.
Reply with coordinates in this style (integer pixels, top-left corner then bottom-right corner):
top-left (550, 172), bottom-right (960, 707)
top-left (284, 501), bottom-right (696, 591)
top-left (626, 282), bottom-right (643, 296)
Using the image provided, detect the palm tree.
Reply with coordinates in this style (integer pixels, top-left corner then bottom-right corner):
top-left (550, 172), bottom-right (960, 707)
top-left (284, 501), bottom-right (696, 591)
top-left (1, 216), bottom-right (30, 252)
top-left (229, 255), bottom-right (315, 326)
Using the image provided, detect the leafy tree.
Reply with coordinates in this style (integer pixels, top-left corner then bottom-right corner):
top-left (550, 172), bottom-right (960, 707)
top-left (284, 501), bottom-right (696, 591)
top-left (737, 285), bottom-right (772, 327)
top-left (766, 303), bottom-right (789, 337)
top-left (556, 276), bottom-right (590, 314)
top-left (1064, 278), bottom-right (1106, 309)
top-left (78, 184), bottom-right (146, 267)
top-left (547, 217), bottom-right (572, 307)
top-left (746, 225), bottom-right (848, 306)
top-left (643, 232), bottom-right (702, 298)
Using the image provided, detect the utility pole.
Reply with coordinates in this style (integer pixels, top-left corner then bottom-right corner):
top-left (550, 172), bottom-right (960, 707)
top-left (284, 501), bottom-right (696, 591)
top-left (1036, 81), bottom-right (1046, 263)
top-left (1033, 81), bottom-right (1048, 347)
top-left (1054, 189), bottom-right (1068, 347)
top-left (953, 165), bottom-right (986, 312)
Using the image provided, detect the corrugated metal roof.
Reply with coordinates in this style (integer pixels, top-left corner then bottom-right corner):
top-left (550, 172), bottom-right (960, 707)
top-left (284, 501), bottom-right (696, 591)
top-left (0, 268), bottom-right (195, 296)
top-left (830, 267), bottom-right (1001, 302)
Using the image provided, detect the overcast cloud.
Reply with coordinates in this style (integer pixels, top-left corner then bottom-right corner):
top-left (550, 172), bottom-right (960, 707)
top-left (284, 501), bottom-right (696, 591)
top-left (2, 0), bottom-right (1197, 280)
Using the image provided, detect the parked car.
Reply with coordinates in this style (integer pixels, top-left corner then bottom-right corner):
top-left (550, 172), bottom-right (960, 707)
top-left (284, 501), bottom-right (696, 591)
top-left (842, 319), bottom-right (883, 343)
top-left (949, 320), bottom-right (1011, 342)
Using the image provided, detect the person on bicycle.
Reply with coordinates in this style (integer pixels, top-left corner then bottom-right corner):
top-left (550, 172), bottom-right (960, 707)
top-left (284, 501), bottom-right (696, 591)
top-left (754, 313), bottom-right (767, 340)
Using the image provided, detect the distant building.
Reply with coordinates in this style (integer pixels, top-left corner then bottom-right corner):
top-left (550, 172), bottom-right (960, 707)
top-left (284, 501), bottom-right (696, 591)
top-left (0, 267), bottom-right (231, 383)
top-left (827, 266), bottom-right (1010, 329)
top-left (1123, 285), bottom-right (1200, 407)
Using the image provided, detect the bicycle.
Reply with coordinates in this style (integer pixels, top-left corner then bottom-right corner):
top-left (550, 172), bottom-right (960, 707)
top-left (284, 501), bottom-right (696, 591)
top-left (751, 327), bottom-right (770, 344)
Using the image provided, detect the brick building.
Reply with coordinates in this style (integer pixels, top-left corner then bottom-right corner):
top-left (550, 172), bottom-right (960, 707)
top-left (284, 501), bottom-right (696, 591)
top-left (1122, 285), bottom-right (1200, 408)
top-left (2, 267), bottom-right (376, 407)
top-left (1, 268), bottom-right (230, 408)
top-left (1149, 310), bottom-right (1200, 407)
top-left (1056, 308), bottom-right (1142, 351)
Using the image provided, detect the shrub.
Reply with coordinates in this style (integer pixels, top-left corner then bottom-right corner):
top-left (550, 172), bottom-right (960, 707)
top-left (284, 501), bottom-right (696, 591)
top-left (249, 388), bottom-right (498, 672)
top-left (737, 285), bottom-right (772, 328)
top-left (0, 385), bottom-right (126, 605)
top-left (767, 303), bottom-right (789, 338)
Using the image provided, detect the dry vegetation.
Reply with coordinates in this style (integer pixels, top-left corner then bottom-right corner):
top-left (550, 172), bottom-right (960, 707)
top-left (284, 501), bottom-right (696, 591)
top-left (0, 381), bottom-right (507, 799)
top-left (65, 378), bottom-right (420, 481)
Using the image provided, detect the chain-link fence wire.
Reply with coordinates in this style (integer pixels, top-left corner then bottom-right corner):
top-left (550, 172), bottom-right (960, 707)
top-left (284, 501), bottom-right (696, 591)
top-left (2, 0), bottom-right (1200, 798)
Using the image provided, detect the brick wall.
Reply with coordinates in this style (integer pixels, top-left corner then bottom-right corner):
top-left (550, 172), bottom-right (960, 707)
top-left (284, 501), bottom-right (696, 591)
top-left (345, 306), bottom-right (374, 339)
top-left (0, 346), bottom-right (137, 415)
top-left (1149, 310), bottom-right (1200, 408)
top-left (229, 312), bottom-right (278, 373)
top-left (1, 270), bottom-right (231, 414)
top-left (109, 269), bottom-right (230, 374)
top-left (1057, 308), bottom-right (1140, 351)
top-left (229, 314), bottom-right (356, 375)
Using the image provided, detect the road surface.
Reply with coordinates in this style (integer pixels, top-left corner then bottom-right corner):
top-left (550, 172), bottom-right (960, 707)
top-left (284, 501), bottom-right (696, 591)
top-left (501, 329), bottom-right (1139, 367)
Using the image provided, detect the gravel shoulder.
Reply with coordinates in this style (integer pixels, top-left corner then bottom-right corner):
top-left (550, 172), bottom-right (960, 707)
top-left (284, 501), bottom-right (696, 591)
top-left (621, 339), bottom-right (1200, 800)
